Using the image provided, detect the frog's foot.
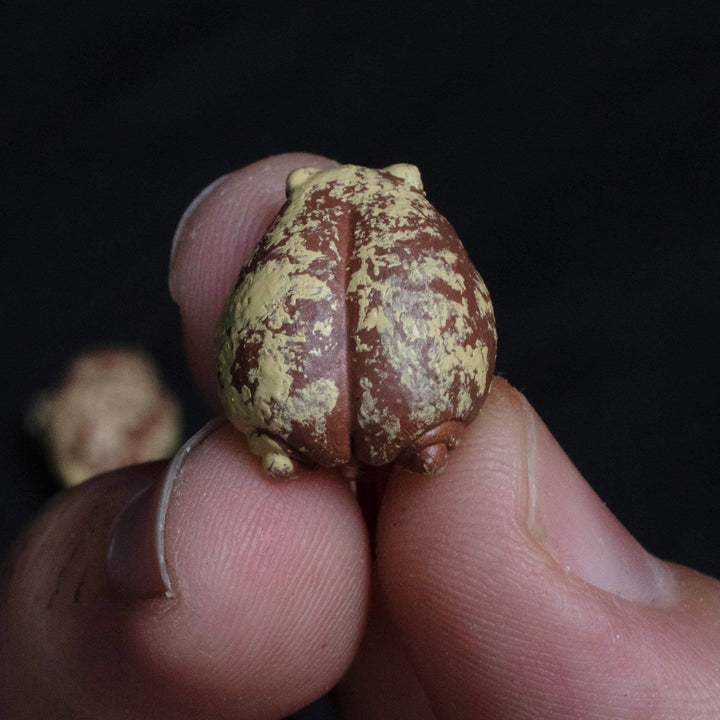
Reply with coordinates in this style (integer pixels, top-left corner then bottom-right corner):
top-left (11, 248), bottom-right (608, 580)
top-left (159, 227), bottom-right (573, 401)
top-left (398, 420), bottom-right (466, 475)
top-left (246, 431), bottom-right (299, 479)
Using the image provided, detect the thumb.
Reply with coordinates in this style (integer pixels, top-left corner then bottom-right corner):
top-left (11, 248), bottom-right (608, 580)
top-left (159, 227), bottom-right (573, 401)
top-left (0, 422), bottom-right (369, 719)
top-left (376, 378), bottom-right (720, 719)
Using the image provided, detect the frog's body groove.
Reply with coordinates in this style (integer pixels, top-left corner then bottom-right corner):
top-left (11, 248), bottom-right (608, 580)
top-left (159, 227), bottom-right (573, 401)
top-left (215, 164), bottom-right (497, 478)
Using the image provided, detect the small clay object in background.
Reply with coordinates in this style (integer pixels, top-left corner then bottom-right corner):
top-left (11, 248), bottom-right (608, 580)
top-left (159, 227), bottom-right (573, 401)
top-left (27, 347), bottom-right (182, 486)
top-left (216, 164), bottom-right (497, 479)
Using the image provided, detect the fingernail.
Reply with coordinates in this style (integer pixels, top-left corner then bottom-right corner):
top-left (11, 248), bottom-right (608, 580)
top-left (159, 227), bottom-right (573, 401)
top-left (524, 400), bottom-right (675, 605)
top-left (169, 174), bottom-right (229, 268)
top-left (107, 418), bottom-right (225, 599)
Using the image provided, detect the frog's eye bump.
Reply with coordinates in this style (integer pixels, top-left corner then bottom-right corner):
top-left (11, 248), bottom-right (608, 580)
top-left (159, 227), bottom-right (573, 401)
top-left (383, 163), bottom-right (423, 191)
top-left (285, 167), bottom-right (324, 196)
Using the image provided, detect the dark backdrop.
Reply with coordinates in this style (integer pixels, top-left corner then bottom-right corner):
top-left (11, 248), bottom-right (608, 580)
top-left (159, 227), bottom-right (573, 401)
top-left (2, 2), bottom-right (719, 717)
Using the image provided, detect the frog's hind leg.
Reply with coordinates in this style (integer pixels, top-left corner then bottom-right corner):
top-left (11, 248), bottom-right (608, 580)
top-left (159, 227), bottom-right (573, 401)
top-left (398, 420), bottom-right (466, 475)
top-left (246, 431), bottom-right (299, 480)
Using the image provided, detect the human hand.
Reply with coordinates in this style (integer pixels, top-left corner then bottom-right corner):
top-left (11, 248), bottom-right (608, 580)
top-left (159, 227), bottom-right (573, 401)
top-left (2, 153), bottom-right (719, 719)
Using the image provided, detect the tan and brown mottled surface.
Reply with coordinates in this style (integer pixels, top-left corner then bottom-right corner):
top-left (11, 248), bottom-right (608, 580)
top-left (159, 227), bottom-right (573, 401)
top-left (216, 164), bottom-right (496, 477)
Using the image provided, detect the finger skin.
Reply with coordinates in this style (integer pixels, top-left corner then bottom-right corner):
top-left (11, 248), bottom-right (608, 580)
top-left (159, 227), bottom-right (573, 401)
top-left (169, 152), bottom-right (338, 410)
top-left (333, 575), bottom-right (436, 720)
top-left (1, 465), bottom-right (155, 719)
top-left (0, 427), bottom-right (369, 719)
top-left (375, 378), bottom-right (720, 719)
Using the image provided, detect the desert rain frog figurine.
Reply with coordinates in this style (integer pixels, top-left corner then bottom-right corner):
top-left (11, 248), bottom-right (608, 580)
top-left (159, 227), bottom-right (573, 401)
top-left (215, 163), bottom-right (497, 478)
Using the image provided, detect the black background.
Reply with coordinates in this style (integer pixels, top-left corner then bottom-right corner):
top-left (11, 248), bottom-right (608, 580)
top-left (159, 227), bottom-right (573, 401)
top-left (2, 2), bottom-right (719, 717)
